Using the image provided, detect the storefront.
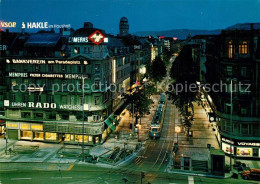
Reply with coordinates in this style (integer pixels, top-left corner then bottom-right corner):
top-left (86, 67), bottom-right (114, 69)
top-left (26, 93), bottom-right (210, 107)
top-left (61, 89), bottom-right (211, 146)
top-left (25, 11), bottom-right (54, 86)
top-left (0, 120), bottom-right (5, 136)
top-left (221, 135), bottom-right (260, 159)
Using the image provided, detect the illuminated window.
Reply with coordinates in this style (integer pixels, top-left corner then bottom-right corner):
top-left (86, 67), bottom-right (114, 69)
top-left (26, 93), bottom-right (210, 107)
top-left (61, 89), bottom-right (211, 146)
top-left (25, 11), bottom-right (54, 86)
top-left (33, 132), bottom-right (44, 140)
top-left (239, 41), bottom-right (248, 54)
top-left (226, 66), bottom-right (232, 76)
top-left (74, 47), bottom-right (80, 54)
top-left (75, 135), bottom-right (88, 143)
top-left (21, 131), bottom-right (32, 139)
top-left (228, 41), bottom-right (233, 58)
top-left (45, 132), bottom-right (57, 140)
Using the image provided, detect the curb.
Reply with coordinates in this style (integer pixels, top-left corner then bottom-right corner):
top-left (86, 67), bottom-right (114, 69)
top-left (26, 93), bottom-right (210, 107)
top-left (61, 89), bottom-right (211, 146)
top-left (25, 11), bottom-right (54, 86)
top-left (167, 170), bottom-right (232, 179)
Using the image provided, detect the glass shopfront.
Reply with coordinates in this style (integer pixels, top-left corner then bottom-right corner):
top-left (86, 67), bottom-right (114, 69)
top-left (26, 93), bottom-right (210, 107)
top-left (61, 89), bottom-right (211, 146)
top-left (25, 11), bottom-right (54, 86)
top-left (45, 132), bottom-right (57, 140)
top-left (222, 142), bottom-right (234, 154)
top-left (221, 135), bottom-right (260, 158)
top-left (33, 132), bottom-right (44, 140)
top-left (75, 135), bottom-right (88, 143)
top-left (21, 130), bottom-right (32, 140)
top-left (236, 147), bottom-right (253, 157)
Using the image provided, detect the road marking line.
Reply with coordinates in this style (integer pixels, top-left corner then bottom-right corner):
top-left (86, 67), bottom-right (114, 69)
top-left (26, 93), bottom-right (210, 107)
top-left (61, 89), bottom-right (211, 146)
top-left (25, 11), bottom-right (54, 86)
top-left (188, 176), bottom-right (194, 184)
top-left (67, 164), bottom-right (74, 171)
top-left (11, 178), bottom-right (32, 180)
top-left (51, 177), bottom-right (72, 179)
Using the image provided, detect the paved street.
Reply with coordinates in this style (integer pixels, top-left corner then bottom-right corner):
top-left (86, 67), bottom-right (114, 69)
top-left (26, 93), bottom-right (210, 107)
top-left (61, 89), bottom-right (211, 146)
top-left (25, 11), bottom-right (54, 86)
top-left (0, 101), bottom-right (251, 184)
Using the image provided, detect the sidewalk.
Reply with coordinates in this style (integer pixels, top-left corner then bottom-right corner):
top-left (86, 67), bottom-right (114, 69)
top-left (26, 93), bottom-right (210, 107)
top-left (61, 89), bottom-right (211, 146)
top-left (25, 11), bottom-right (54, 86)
top-left (174, 102), bottom-right (220, 162)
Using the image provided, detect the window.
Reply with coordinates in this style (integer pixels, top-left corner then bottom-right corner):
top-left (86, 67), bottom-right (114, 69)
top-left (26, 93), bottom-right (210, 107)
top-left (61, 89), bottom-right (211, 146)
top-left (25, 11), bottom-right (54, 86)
top-left (93, 115), bottom-right (101, 121)
top-left (228, 41), bottom-right (233, 58)
top-left (241, 108), bottom-right (247, 115)
top-left (49, 65), bottom-right (54, 72)
top-left (241, 124), bottom-right (249, 135)
top-left (62, 65), bottom-right (67, 72)
top-left (84, 46), bottom-right (90, 53)
top-left (226, 66), bottom-right (232, 76)
top-left (74, 46), bottom-right (80, 54)
top-left (11, 94), bottom-right (16, 101)
top-left (34, 113), bottom-right (43, 119)
top-left (239, 41), bottom-right (248, 54)
top-left (11, 79), bottom-right (17, 87)
top-left (61, 95), bottom-right (67, 104)
top-left (23, 94), bottom-right (28, 102)
top-left (94, 96), bottom-right (100, 105)
top-left (35, 65), bottom-right (40, 72)
top-left (35, 94), bottom-right (41, 102)
top-left (95, 64), bottom-right (100, 73)
top-left (21, 112), bottom-right (31, 118)
top-left (94, 80), bottom-right (100, 90)
top-left (49, 95), bottom-right (54, 103)
top-left (241, 67), bottom-right (247, 77)
top-left (78, 65), bottom-right (82, 73)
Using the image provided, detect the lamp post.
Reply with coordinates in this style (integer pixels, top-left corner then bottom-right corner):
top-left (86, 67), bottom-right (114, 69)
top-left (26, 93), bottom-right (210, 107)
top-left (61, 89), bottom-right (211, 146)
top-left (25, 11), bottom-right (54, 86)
top-left (227, 78), bottom-right (236, 171)
top-left (175, 126), bottom-right (181, 144)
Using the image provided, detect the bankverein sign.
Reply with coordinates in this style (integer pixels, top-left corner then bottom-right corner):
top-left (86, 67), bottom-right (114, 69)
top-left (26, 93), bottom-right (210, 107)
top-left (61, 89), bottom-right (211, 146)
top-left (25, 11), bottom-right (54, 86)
top-left (4, 101), bottom-right (89, 111)
top-left (6, 59), bottom-right (89, 65)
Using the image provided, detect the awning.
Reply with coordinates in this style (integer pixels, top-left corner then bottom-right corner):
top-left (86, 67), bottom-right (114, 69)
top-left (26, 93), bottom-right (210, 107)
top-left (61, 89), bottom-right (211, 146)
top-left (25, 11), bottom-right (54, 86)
top-left (105, 117), bottom-right (116, 132)
top-left (109, 115), bottom-right (119, 126)
top-left (0, 120), bottom-right (5, 126)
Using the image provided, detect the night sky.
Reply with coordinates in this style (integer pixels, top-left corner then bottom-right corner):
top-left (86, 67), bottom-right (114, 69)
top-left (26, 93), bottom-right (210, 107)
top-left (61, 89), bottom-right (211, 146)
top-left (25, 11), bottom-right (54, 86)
top-left (0, 0), bottom-right (260, 34)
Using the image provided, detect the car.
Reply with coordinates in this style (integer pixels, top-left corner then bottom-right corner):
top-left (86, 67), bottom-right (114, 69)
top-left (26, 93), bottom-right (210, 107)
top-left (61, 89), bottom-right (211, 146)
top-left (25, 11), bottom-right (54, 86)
top-left (241, 168), bottom-right (260, 180)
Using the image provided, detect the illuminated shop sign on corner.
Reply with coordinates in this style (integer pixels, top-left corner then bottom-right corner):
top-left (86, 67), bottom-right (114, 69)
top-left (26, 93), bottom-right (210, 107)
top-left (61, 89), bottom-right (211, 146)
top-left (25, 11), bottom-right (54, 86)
top-left (21, 22), bottom-right (71, 29)
top-left (4, 100), bottom-right (84, 111)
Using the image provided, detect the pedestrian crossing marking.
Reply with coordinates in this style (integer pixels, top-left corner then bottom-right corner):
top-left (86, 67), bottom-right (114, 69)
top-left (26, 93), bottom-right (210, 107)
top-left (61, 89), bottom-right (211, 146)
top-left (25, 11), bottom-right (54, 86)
top-left (188, 176), bottom-right (194, 184)
top-left (67, 164), bottom-right (74, 171)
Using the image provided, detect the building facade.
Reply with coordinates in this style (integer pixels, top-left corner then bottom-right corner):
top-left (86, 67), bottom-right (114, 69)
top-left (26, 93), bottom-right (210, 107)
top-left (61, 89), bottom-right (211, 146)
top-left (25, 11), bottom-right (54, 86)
top-left (1, 18), bottom-right (162, 145)
top-left (205, 24), bottom-right (260, 159)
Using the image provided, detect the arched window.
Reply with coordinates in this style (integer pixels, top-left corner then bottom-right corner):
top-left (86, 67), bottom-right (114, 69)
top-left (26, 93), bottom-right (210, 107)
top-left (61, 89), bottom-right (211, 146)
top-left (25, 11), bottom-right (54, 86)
top-left (242, 41), bottom-right (247, 54)
top-left (228, 41), bottom-right (233, 58)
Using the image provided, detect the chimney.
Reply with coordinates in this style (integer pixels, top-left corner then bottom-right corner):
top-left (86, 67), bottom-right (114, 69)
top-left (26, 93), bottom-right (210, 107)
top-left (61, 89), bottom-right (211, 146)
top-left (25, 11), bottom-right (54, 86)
top-left (84, 22), bottom-right (93, 29)
top-left (250, 23), bottom-right (254, 30)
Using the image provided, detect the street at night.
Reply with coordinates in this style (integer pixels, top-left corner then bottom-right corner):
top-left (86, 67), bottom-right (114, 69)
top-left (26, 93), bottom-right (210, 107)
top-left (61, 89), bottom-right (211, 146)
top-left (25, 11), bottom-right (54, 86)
top-left (1, 0), bottom-right (260, 183)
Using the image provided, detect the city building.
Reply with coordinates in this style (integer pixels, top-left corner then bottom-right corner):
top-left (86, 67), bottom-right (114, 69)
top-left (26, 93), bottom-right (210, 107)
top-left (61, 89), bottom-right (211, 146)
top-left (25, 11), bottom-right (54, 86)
top-left (1, 18), bottom-right (163, 145)
top-left (205, 23), bottom-right (260, 159)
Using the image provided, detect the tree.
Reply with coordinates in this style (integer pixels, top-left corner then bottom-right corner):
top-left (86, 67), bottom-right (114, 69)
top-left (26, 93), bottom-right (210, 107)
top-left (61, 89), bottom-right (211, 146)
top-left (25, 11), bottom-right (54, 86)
top-left (168, 45), bottom-right (199, 124)
top-left (148, 56), bottom-right (166, 83)
top-left (123, 86), bottom-right (153, 125)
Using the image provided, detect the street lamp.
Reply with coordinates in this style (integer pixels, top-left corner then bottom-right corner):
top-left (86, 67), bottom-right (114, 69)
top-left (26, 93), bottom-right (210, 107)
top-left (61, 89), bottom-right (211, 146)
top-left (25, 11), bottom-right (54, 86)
top-left (136, 124), bottom-right (141, 142)
top-left (175, 126), bottom-right (181, 144)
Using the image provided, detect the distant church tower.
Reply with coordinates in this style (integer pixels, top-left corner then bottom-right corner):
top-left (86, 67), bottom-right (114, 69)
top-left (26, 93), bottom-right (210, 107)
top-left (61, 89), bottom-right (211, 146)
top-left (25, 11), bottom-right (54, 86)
top-left (119, 17), bottom-right (129, 36)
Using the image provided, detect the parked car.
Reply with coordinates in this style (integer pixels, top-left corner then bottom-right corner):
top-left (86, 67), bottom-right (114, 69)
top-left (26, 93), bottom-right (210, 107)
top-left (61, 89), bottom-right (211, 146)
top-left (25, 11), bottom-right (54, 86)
top-left (241, 168), bottom-right (260, 180)
top-left (233, 161), bottom-right (248, 172)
